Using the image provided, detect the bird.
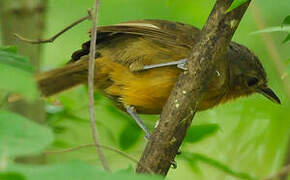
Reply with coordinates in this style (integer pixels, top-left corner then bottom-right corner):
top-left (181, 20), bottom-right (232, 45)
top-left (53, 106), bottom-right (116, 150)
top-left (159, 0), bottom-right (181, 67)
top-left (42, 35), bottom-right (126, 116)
top-left (36, 19), bottom-right (281, 138)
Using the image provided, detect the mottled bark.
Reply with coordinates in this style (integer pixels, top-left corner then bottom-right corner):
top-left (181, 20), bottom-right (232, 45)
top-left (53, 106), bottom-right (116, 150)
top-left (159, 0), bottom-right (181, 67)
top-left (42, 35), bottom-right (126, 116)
top-left (136, 0), bottom-right (251, 175)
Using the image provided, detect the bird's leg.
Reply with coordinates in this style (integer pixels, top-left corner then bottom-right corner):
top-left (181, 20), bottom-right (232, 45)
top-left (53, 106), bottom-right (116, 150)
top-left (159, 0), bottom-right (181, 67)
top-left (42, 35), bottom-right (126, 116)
top-left (142, 58), bottom-right (188, 70)
top-left (126, 106), bottom-right (151, 140)
top-left (127, 106), bottom-right (179, 168)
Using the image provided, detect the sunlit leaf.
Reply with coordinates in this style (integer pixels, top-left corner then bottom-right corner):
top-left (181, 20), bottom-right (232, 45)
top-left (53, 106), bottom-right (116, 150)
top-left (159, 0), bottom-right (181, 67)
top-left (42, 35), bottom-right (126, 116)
top-left (227, 0), bottom-right (248, 12)
top-left (0, 111), bottom-right (54, 158)
top-left (0, 172), bottom-right (26, 180)
top-left (182, 152), bottom-right (256, 180)
top-left (8, 161), bottom-right (162, 180)
top-left (119, 122), bottom-right (141, 150)
top-left (184, 124), bottom-right (220, 143)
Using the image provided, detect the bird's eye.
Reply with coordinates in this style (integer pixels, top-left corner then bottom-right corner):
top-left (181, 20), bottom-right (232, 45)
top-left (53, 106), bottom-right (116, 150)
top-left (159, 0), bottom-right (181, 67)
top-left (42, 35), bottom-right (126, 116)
top-left (247, 77), bottom-right (258, 87)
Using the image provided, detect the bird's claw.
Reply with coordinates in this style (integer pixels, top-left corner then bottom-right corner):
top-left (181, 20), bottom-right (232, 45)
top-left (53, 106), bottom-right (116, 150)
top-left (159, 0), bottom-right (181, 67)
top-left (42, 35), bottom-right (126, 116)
top-left (171, 160), bottom-right (177, 169)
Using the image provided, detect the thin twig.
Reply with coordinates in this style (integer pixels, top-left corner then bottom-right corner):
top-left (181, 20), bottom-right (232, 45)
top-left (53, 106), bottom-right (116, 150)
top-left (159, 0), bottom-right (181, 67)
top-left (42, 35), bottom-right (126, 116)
top-left (14, 13), bottom-right (90, 44)
top-left (263, 164), bottom-right (290, 180)
top-left (44, 143), bottom-right (153, 174)
top-left (88, 0), bottom-right (111, 172)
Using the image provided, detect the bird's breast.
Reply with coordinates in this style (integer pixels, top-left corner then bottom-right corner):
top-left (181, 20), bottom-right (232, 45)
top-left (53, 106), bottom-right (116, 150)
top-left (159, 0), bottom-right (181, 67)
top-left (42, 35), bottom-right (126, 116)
top-left (95, 58), bottom-right (229, 114)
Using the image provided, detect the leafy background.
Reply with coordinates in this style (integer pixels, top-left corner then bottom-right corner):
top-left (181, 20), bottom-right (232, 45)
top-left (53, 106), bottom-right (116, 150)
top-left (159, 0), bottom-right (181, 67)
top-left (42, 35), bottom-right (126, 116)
top-left (0, 0), bottom-right (289, 179)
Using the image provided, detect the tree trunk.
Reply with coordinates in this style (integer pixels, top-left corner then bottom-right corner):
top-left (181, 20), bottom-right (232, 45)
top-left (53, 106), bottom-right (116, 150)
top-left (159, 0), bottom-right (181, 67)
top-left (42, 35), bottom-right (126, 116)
top-left (0, 0), bottom-right (47, 71)
top-left (0, 0), bottom-right (48, 164)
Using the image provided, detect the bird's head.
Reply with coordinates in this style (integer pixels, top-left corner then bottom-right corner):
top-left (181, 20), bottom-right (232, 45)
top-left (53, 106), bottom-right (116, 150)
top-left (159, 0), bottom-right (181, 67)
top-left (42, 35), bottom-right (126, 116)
top-left (226, 42), bottom-right (281, 104)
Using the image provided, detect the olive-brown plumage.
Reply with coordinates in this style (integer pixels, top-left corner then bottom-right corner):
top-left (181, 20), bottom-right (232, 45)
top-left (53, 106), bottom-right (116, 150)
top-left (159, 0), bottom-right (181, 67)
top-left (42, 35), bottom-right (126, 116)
top-left (36, 19), bottom-right (280, 114)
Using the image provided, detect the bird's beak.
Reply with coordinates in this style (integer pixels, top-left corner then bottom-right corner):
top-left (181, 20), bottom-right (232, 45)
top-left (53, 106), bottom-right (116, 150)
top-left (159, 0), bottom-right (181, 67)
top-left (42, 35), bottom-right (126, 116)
top-left (258, 87), bottom-right (281, 104)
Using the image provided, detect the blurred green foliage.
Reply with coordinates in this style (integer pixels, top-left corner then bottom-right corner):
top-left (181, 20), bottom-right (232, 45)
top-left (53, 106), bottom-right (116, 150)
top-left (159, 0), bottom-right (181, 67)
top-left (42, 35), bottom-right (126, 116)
top-left (0, 111), bottom-right (53, 157)
top-left (251, 15), bottom-right (290, 43)
top-left (184, 124), bottom-right (220, 144)
top-left (0, 47), bottom-right (162, 179)
top-left (0, 48), bottom-right (37, 100)
top-left (7, 162), bottom-right (163, 180)
top-left (181, 152), bottom-right (256, 180)
top-left (0, 0), bottom-right (289, 179)
top-left (0, 172), bottom-right (26, 180)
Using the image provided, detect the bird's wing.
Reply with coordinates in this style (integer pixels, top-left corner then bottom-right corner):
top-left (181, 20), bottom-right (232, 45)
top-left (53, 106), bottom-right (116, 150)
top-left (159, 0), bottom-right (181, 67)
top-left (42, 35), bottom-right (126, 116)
top-left (69, 20), bottom-right (200, 71)
top-left (97, 19), bottom-right (200, 47)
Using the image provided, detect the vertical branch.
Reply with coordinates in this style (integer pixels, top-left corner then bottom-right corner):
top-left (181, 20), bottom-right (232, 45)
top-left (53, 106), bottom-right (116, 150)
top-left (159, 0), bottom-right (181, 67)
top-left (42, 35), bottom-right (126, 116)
top-left (88, 0), bottom-right (111, 171)
top-left (136, 0), bottom-right (251, 176)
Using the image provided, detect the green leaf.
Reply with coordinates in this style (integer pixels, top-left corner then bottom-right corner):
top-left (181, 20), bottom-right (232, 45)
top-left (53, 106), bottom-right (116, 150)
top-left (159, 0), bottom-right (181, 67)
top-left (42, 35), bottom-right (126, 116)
top-left (227, 0), bottom-right (248, 12)
top-left (184, 124), bottom-right (220, 143)
top-left (105, 102), bottom-right (132, 122)
top-left (0, 67), bottom-right (38, 100)
top-left (119, 122), bottom-right (142, 150)
top-left (0, 48), bottom-right (38, 100)
top-left (282, 33), bottom-right (290, 43)
top-left (0, 111), bottom-right (54, 158)
top-left (0, 49), bottom-right (34, 73)
top-left (0, 172), bottom-right (26, 180)
top-left (0, 46), bottom-right (18, 54)
top-left (8, 161), bottom-right (162, 180)
top-left (282, 15), bottom-right (290, 27)
top-left (0, 63), bottom-right (38, 100)
top-left (182, 152), bottom-right (256, 180)
top-left (250, 26), bottom-right (290, 43)
top-left (250, 26), bottom-right (290, 34)
top-left (184, 157), bottom-right (203, 175)
top-left (8, 162), bottom-right (100, 180)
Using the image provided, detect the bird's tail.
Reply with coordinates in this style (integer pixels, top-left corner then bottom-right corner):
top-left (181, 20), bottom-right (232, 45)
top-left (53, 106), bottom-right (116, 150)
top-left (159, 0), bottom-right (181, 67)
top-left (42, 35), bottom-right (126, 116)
top-left (36, 61), bottom-right (89, 97)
